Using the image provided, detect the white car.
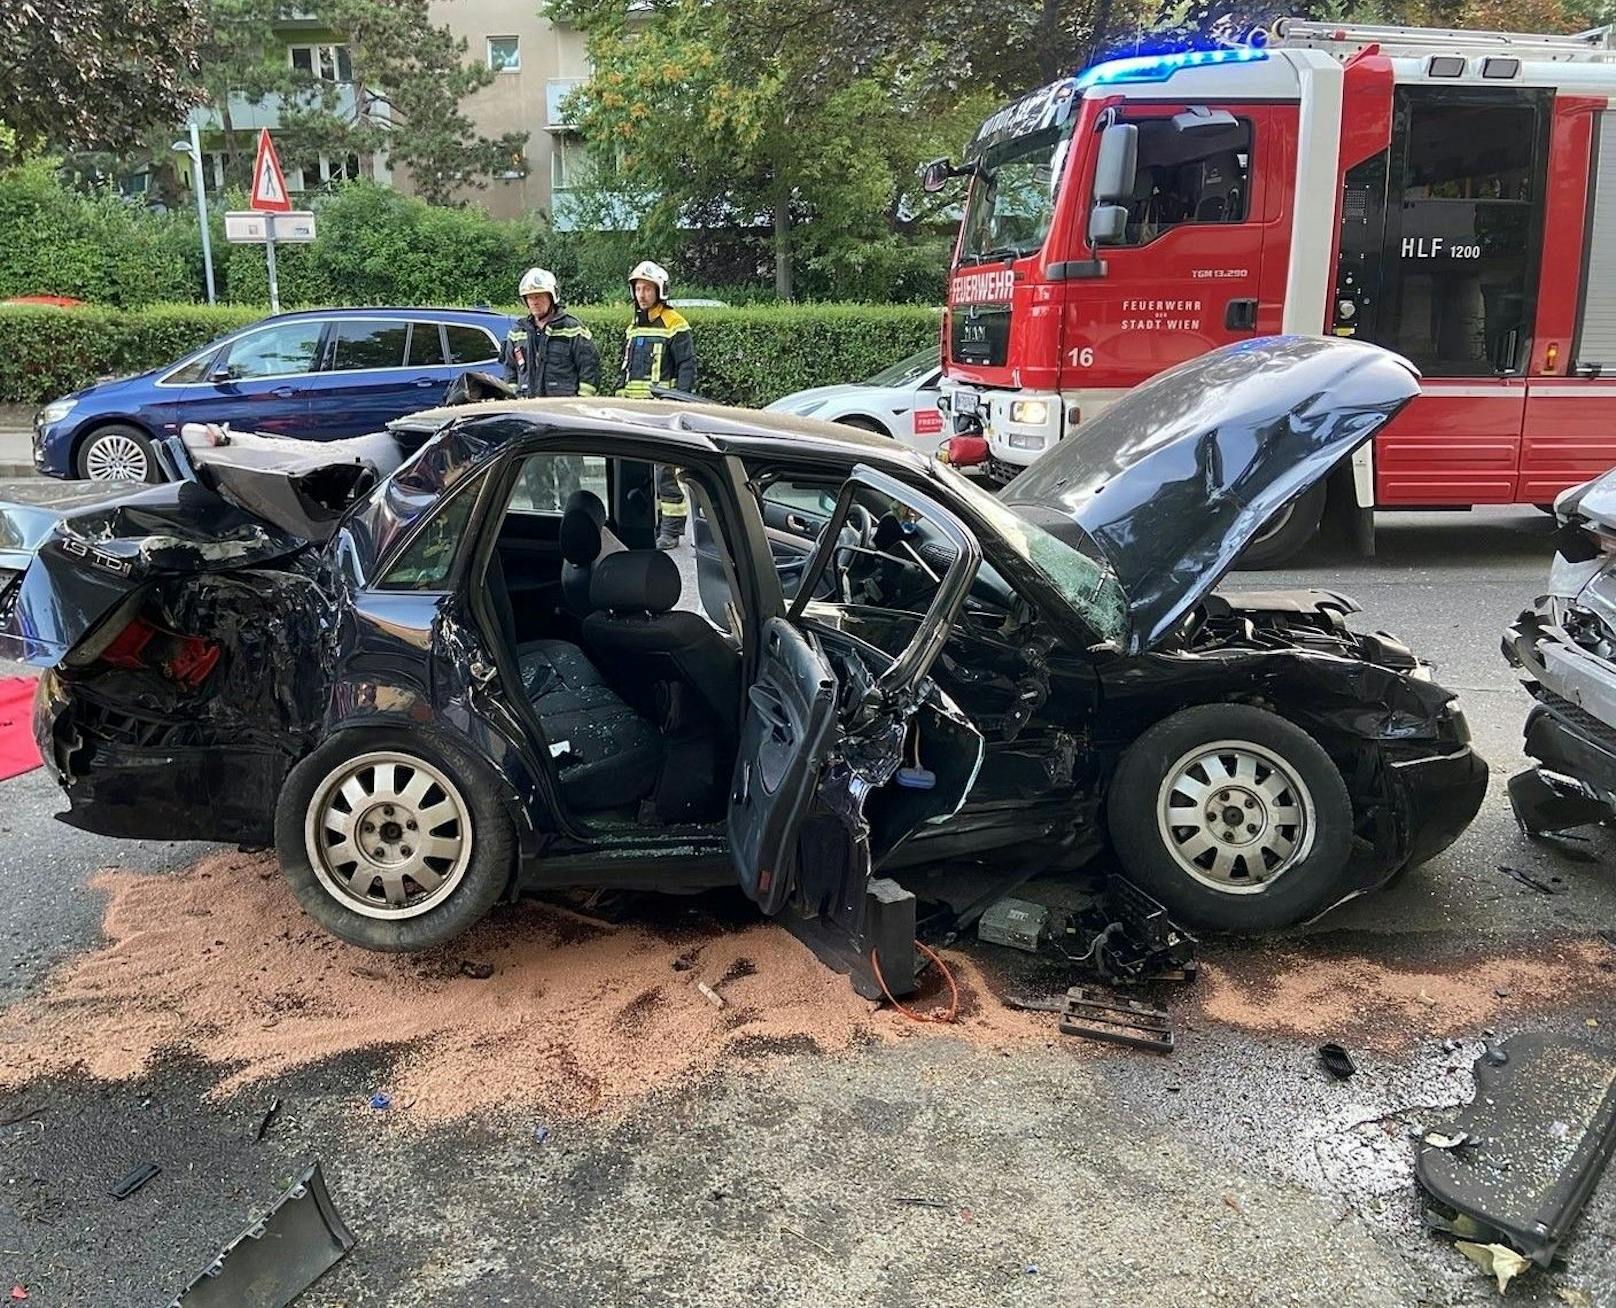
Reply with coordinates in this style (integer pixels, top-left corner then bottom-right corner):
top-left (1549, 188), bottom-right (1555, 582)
top-left (764, 350), bottom-right (946, 457)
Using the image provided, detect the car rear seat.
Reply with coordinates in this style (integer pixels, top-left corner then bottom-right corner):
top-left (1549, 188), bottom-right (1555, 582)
top-left (485, 550), bottom-right (661, 814)
top-left (515, 640), bottom-right (663, 814)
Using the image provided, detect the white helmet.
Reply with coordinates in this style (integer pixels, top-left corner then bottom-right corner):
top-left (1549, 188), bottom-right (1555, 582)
top-left (518, 267), bottom-right (559, 300)
top-left (627, 259), bottom-right (670, 301)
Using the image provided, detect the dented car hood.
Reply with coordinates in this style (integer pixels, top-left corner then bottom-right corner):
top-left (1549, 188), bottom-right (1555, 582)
top-left (1000, 336), bottom-right (1420, 653)
top-left (0, 480), bottom-right (303, 665)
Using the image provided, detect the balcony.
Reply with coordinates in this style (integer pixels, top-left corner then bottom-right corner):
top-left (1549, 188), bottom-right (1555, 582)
top-left (546, 78), bottom-right (585, 131)
top-left (188, 84), bottom-right (390, 134)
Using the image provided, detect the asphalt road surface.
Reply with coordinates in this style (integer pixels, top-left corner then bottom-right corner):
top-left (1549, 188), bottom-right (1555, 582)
top-left (2, 500), bottom-right (1615, 1307)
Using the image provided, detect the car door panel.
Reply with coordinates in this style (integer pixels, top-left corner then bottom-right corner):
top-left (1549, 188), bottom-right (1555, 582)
top-left (728, 464), bottom-right (985, 997)
top-left (178, 322), bottom-right (326, 436)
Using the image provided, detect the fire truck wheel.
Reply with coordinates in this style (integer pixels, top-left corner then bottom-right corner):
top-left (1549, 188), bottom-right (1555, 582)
top-left (1106, 703), bottom-right (1354, 932)
top-left (1237, 483), bottom-right (1326, 570)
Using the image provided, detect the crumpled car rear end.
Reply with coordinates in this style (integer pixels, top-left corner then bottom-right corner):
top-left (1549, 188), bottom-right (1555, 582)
top-left (0, 479), bottom-right (334, 844)
top-left (1504, 471), bottom-right (1616, 832)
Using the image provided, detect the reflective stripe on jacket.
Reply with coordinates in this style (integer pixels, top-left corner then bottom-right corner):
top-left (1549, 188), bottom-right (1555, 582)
top-left (500, 308), bottom-right (601, 397)
top-left (620, 304), bottom-right (696, 398)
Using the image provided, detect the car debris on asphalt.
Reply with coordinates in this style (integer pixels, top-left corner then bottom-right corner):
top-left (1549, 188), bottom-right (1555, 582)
top-left (167, 1161), bottom-right (355, 1307)
top-left (107, 1161), bottom-right (161, 1201)
top-left (254, 1096), bottom-right (282, 1142)
top-left (1058, 986), bottom-right (1175, 1053)
top-left (1318, 1043), bottom-right (1357, 1081)
top-left (1418, 1034), bottom-right (1616, 1290)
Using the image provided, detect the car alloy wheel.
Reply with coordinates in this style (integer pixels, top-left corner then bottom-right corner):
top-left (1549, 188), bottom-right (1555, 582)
top-left (83, 432), bottom-right (151, 481)
top-left (303, 750), bottom-right (474, 920)
top-left (1154, 739), bottom-right (1317, 894)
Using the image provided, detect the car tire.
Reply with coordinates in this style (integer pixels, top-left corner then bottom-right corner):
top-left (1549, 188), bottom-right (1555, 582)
top-left (275, 729), bottom-right (516, 952)
top-left (1106, 703), bottom-right (1354, 932)
top-left (834, 415), bottom-right (889, 436)
top-left (1236, 482), bottom-right (1327, 570)
top-left (76, 424), bottom-right (159, 483)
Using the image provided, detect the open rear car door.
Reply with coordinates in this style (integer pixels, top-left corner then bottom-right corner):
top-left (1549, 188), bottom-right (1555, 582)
top-left (729, 465), bottom-right (986, 998)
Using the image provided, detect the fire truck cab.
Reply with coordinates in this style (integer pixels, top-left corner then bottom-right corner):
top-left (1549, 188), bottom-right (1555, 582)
top-left (935, 19), bottom-right (1616, 565)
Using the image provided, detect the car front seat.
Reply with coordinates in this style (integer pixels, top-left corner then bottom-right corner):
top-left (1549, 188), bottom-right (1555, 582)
top-left (581, 550), bottom-right (740, 741)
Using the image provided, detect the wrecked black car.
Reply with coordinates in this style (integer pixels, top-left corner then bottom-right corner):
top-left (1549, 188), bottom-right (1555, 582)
top-left (0, 336), bottom-right (1485, 991)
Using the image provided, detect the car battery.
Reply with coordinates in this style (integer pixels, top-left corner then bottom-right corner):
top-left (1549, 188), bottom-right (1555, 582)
top-left (976, 897), bottom-right (1052, 953)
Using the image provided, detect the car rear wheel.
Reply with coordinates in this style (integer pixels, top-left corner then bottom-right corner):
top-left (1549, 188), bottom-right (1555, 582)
top-left (77, 424), bottom-right (158, 483)
top-left (1236, 482), bottom-right (1326, 570)
top-left (275, 730), bottom-right (515, 951)
top-left (1106, 703), bottom-right (1354, 932)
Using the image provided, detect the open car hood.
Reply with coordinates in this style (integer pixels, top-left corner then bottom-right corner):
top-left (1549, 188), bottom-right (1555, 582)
top-left (1000, 337), bottom-right (1420, 653)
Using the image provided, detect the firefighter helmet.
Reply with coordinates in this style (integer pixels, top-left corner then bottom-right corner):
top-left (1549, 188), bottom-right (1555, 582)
top-left (627, 260), bottom-right (670, 301)
top-left (518, 267), bottom-right (559, 300)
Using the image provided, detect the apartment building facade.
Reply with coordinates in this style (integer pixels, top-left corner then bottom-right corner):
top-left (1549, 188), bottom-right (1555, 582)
top-left (183, 5), bottom-right (596, 223)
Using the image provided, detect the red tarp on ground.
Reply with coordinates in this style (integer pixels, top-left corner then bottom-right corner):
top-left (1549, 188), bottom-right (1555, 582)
top-left (0, 677), bottom-right (41, 781)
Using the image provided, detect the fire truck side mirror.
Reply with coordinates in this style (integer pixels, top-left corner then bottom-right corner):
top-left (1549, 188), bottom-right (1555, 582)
top-left (920, 158), bottom-right (954, 194)
top-left (1092, 123), bottom-right (1138, 205)
top-left (1089, 205), bottom-right (1129, 247)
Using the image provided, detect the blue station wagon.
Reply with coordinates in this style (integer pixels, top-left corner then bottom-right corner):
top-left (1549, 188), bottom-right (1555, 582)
top-left (32, 307), bottom-right (512, 483)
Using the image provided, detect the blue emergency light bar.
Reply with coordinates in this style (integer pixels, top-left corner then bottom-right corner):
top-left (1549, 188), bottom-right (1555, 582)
top-left (1074, 45), bottom-right (1268, 90)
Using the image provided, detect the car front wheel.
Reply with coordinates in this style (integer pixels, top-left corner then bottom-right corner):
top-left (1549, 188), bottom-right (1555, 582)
top-left (77, 424), bottom-right (159, 482)
top-left (275, 730), bottom-right (515, 951)
top-left (1106, 703), bottom-right (1354, 931)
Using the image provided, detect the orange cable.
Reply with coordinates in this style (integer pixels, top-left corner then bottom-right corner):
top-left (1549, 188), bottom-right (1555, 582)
top-left (869, 941), bottom-right (959, 1024)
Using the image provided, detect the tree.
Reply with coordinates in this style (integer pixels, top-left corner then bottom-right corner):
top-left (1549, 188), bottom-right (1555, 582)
top-left (185, 0), bottom-right (526, 202)
top-left (0, 0), bottom-right (205, 163)
top-left (548, 0), bottom-right (997, 298)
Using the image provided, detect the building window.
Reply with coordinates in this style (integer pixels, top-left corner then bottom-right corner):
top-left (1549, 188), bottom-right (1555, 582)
top-left (488, 36), bottom-right (520, 73)
top-left (287, 152), bottom-right (362, 193)
top-left (498, 148), bottom-right (527, 181)
top-left (289, 43), bottom-right (353, 82)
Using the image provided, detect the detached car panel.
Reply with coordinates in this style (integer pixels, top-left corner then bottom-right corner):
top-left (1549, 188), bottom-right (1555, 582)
top-left (5, 337), bottom-right (1486, 989)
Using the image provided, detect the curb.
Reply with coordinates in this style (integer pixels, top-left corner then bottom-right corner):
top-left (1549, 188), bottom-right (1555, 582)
top-left (0, 464), bottom-right (36, 479)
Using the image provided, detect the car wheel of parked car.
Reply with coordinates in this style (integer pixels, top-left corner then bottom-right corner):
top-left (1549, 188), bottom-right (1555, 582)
top-left (1106, 703), bottom-right (1353, 932)
top-left (275, 731), bottom-right (515, 951)
top-left (834, 415), bottom-right (888, 436)
top-left (77, 425), bottom-right (158, 483)
top-left (1236, 482), bottom-right (1327, 570)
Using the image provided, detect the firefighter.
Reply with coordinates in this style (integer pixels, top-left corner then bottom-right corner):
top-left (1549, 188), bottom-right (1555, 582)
top-left (620, 260), bottom-right (696, 548)
top-left (501, 267), bottom-right (600, 508)
top-left (501, 267), bottom-right (601, 398)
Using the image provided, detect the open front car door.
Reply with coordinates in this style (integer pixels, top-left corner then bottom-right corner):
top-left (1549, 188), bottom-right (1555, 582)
top-left (729, 465), bottom-right (986, 998)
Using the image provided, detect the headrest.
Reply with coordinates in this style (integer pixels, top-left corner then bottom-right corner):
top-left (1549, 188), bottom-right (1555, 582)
top-left (559, 490), bottom-right (609, 565)
top-left (564, 489), bottom-right (606, 523)
top-left (590, 549), bottom-right (680, 614)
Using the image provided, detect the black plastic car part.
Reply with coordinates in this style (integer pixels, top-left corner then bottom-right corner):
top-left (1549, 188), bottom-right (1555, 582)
top-left (167, 1161), bottom-right (356, 1307)
top-left (1418, 1035), bottom-right (1616, 1267)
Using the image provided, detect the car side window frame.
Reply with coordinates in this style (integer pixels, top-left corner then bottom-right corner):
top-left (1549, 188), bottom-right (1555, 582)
top-left (372, 467), bottom-right (493, 592)
top-left (216, 320), bottom-right (330, 382)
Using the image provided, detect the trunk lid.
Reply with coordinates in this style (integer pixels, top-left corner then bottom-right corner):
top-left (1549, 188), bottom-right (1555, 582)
top-left (999, 336), bottom-right (1419, 653)
top-left (0, 480), bottom-right (304, 666)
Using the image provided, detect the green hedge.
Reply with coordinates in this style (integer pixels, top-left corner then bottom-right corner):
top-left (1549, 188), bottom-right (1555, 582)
top-left (0, 302), bottom-right (940, 407)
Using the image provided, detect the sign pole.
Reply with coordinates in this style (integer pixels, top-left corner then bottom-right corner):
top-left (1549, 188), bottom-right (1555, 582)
top-left (188, 122), bottom-right (217, 305)
top-left (264, 212), bottom-right (280, 314)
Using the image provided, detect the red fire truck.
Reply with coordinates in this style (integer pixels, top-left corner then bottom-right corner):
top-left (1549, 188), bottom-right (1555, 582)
top-left (930, 19), bottom-right (1616, 565)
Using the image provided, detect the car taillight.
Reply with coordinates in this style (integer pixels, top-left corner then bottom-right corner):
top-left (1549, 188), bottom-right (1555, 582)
top-left (101, 617), bottom-right (221, 690)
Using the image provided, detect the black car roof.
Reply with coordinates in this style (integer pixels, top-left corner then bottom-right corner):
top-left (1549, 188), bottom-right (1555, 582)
top-left (403, 397), bottom-right (931, 470)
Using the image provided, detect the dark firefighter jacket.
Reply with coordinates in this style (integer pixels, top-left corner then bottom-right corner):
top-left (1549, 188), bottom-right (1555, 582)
top-left (500, 309), bottom-right (601, 398)
top-left (621, 304), bottom-right (696, 398)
